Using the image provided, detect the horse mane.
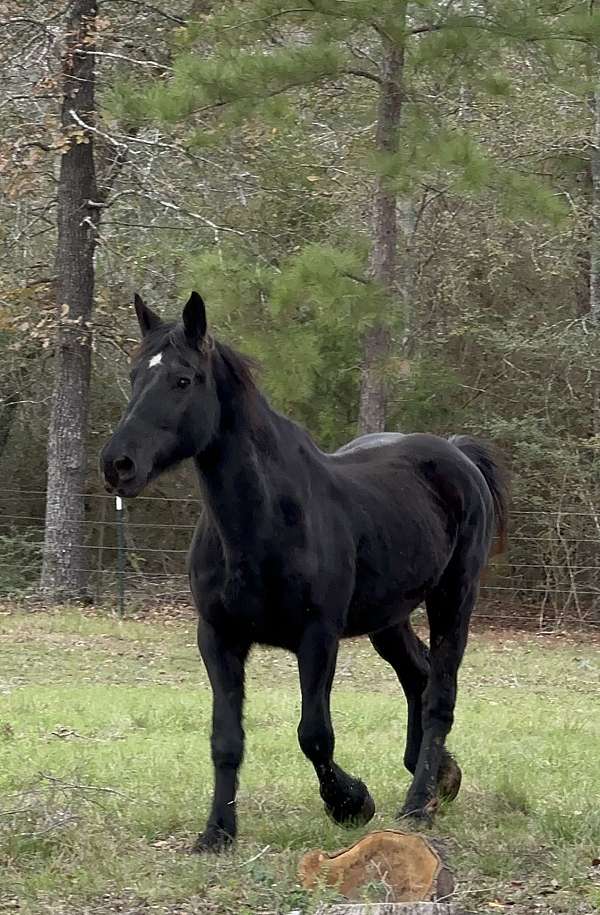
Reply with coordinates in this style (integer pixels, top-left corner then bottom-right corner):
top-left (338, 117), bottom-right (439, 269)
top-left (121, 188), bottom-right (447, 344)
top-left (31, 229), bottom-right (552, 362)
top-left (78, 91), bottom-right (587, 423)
top-left (215, 340), bottom-right (259, 397)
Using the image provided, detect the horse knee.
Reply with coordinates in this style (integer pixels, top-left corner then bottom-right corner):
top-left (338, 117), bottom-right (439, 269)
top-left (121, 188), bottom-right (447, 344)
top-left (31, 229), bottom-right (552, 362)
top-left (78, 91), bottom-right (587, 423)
top-left (211, 731), bottom-right (244, 770)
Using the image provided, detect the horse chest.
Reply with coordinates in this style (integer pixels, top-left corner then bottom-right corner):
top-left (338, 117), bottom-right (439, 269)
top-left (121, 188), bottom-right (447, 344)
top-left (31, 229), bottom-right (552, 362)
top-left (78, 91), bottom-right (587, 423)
top-left (190, 545), bottom-right (311, 648)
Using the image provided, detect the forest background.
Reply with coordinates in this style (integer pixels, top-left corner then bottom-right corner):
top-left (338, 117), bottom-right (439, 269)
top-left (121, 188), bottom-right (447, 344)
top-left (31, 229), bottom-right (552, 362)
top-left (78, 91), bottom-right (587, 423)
top-left (1, 0), bottom-right (600, 627)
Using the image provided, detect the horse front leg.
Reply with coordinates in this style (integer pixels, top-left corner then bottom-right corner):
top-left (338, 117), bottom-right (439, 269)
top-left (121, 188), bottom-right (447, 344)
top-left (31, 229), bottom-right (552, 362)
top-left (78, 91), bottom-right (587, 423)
top-left (193, 621), bottom-right (249, 853)
top-left (297, 619), bottom-right (375, 826)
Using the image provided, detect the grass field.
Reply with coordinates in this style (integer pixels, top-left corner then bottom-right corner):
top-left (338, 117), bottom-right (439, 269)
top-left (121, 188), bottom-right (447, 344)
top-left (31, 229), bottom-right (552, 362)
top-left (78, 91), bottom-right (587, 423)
top-left (0, 607), bottom-right (599, 915)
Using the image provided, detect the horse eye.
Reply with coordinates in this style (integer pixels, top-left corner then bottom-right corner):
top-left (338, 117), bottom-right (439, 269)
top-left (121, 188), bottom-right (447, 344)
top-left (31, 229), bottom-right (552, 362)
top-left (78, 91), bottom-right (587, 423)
top-left (177, 377), bottom-right (191, 389)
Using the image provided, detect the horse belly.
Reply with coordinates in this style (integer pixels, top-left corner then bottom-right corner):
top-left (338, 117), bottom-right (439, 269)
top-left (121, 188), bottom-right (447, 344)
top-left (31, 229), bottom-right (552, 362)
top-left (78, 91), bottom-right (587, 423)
top-left (344, 589), bottom-right (424, 637)
top-left (344, 534), bottom-right (450, 636)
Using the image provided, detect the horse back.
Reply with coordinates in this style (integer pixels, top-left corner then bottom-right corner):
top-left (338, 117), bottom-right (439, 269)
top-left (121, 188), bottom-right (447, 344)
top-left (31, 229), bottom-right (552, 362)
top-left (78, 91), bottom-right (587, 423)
top-left (329, 433), bottom-right (494, 635)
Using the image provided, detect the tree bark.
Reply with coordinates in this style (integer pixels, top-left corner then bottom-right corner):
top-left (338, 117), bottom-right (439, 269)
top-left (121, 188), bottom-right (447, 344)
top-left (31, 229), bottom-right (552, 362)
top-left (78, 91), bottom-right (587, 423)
top-left (588, 79), bottom-right (600, 474)
top-left (0, 391), bottom-right (19, 462)
top-left (40, 0), bottom-right (99, 601)
top-left (358, 27), bottom-right (405, 434)
top-left (590, 80), bottom-right (600, 320)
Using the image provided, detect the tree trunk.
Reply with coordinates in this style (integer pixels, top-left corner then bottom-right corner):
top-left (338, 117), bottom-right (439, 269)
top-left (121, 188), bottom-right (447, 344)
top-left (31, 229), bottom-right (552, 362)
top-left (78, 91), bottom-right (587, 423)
top-left (358, 27), bottom-right (405, 434)
top-left (588, 80), bottom-right (600, 475)
top-left (590, 80), bottom-right (600, 320)
top-left (40, 0), bottom-right (99, 602)
top-left (0, 391), bottom-right (19, 462)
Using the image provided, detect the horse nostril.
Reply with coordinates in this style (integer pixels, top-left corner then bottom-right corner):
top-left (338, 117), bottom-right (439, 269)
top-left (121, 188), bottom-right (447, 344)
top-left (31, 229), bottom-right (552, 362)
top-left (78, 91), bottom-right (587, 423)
top-left (114, 455), bottom-right (135, 477)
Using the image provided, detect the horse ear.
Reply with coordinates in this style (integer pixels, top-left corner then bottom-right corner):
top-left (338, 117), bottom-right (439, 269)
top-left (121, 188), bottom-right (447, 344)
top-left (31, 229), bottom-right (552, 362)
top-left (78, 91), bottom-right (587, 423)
top-left (182, 291), bottom-right (207, 348)
top-left (133, 293), bottom-right (162, 337)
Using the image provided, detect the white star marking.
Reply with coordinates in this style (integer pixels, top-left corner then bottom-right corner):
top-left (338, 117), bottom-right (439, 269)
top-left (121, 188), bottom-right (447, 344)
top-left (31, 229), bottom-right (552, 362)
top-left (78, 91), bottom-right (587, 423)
top-left (148, 352), bottom-right (163, 368)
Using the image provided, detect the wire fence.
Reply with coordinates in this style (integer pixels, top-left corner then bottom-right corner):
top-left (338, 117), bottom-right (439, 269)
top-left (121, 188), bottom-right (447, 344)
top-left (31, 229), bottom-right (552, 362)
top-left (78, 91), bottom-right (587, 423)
top-left (1, 487), bottom-right (599, 629)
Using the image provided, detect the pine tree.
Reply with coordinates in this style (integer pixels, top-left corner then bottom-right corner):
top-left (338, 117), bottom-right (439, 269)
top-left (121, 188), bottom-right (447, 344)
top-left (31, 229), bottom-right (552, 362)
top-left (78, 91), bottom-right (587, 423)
top-left (129, 0), bottom-right (591, 433)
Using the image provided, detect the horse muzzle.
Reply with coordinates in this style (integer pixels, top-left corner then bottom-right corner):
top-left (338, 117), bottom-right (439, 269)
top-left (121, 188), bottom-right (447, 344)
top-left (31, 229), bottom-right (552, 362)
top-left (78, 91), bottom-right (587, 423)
top-left (100, 440), bottom-right (149, 498)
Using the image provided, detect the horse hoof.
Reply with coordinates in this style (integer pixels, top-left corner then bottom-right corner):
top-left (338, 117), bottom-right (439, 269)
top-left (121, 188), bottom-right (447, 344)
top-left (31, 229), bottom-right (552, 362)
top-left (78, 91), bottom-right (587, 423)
top-left (352, 790), bottom-right (376, 826)
top-left (398, 796), bottom-right (438, 824)
top-left (324, 781), bottom-right (376, 827)
top-left (191, 826), bottom-right (234, 854)
top-left (437, 754), bottom-right (462, 802)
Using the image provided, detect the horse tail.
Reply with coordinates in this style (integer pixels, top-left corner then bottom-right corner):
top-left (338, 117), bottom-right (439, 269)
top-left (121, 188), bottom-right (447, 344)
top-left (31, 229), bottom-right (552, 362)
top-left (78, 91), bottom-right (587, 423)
top-left (448, 435), bottom-right (510, 556)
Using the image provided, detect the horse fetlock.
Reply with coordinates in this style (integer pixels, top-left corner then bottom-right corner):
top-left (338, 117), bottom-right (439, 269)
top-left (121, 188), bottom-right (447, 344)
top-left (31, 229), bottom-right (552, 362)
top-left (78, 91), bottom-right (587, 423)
top-left (398, 793), bottom-right (438, 824)
top-left (192, 822), bottom-right (235, 854)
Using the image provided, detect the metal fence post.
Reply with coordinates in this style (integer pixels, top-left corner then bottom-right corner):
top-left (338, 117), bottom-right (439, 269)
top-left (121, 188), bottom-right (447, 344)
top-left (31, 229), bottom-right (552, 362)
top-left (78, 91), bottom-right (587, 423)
top-left (115, 495), bottom-right (125, 616)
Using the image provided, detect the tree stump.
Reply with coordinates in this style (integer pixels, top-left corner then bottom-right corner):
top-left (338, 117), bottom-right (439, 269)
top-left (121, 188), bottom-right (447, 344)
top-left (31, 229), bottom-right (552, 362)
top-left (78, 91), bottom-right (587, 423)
top-left (298, 830), bottom-right (454, 905)
top-left (314, 905), bottom-right (456, 914)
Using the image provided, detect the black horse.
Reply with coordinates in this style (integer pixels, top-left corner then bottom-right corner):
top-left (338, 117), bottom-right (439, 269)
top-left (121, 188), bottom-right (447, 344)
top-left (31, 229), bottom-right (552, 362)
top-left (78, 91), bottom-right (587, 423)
top-left (101, 292), bottom-right (508, 853)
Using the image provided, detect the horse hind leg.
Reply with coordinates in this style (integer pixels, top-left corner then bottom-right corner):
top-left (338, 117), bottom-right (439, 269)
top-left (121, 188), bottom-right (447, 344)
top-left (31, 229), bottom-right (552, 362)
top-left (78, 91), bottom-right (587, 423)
top-left (370, 621), bottom-right (428, 775)
top-left (400, 570), bottom-right (477, 821)
top-left (370, 621), bottom-right (462, 801)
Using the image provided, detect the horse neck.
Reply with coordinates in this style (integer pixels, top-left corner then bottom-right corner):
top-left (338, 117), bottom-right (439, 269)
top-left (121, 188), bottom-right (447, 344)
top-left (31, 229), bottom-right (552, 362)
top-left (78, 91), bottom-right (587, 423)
top-left (193, 391), bottom-right (279, 556)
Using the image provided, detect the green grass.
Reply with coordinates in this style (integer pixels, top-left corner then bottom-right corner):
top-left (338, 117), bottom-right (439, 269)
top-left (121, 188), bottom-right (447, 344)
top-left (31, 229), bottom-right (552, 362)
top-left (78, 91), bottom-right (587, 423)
top-left (0, 608), bottom-right (599, 914)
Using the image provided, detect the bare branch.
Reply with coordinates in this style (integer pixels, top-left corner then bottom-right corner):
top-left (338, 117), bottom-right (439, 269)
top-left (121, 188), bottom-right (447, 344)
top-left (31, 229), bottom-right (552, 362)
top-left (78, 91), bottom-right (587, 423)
top-left (221, 8), bottom-right (314, 30)
top-left (100, 188), bottom-right (248, 237)
top-left (343, 271), bottom-right (369, 285)
top-left (410, 23), bottom-right (444, 35)
top-left (409, 14), bottom-right (597, 44)
top-left (0, 17), bottom-right (53, 36)
top-left (40, 773), bottom-right (133, 800)
top-left (342, 67), bottom-right (382, 85)
top-left (78, 49), bottom-right (173, 71)
top-left (67, 109), bottom-right (226, 172)
top-left (103, 0), bottom-right (186, 25)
